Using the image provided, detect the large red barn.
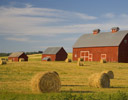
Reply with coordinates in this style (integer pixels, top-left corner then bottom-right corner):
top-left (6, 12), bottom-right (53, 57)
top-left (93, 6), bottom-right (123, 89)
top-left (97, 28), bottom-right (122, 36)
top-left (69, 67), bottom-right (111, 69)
top-left (73, 27), bottom-right (128, 63)
top-left (42, 47), bottom-right (67, 61)
top-left (8, 52), bottom-right (28, 62)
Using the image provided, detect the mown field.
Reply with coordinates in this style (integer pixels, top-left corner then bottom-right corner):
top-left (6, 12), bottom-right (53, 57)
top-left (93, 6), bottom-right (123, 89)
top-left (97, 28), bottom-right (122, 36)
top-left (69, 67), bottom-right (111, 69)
top-left (0, 53), bottom-right (128, 100)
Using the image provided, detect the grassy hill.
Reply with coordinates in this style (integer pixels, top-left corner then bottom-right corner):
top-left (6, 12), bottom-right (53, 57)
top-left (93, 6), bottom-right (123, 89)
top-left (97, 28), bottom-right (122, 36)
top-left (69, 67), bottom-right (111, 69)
top-left (0, 54), bottom-right (128, 99)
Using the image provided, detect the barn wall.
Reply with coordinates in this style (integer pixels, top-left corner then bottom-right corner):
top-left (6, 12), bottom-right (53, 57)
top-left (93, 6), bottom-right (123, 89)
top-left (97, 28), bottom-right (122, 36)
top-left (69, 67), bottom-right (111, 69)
top-left (119, 34), bottom-right (128, 63)
top-left (56, 48), bottom-right (67, 61)
top-left (19, 53), bottom-right (28, 61)
top-left (8, 57), bottom-right (19, 62)
top-left (73, 46), bottom-right (118, 62)
top-left (42, 54), bottom-right (56, 61)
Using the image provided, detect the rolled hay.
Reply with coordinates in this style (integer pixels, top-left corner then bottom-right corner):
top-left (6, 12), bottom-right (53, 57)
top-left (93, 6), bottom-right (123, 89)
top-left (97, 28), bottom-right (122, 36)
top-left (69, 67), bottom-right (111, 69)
top-left (100, 59), bottom-right (107, 63)
top-left (77, 61), bottom-right (84, 66)
top-left (78, 58), bottom-right (84, 62)
top-left (88, 73), bottom-right (110, 88)
top-left (65, 58), bottom-right (72, 63)
top-left (0, 60), bottom-right (7, 65)
top-left (101, 70), bottom-right (114, 79)
top-left (31, 71), bottom-right (61, 93)
top-left (53, 71), bottom-right (59, 76)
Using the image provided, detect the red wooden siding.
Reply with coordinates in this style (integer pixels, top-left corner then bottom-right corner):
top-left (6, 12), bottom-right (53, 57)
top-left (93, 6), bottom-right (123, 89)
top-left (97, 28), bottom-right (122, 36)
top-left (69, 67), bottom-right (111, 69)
top-left (42, 48), bottom-right (67, 61)
top-left (8, 57), bottom-right (19, 62)
top-left (19, 53), bottom-right (28, 61)
top-left (42, 54), bottom-right (56, 61)
top-left (73, 46), bottom-right (118, 62)
top-left (118, 34), bottom-right (128, 63)
top-left (56, 48), bottom-right (67, 61)
top-left (8, 53), bottom-right (28, 62)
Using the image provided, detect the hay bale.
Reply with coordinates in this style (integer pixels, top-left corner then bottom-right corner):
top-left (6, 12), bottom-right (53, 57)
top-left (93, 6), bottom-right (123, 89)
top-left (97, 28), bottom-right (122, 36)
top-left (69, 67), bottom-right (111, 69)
top-left (78, 58), bottom-right (84, 62)
top-left (0, 60), bottom-right (7, 65)
top-left (53, 71), bottom-right (59, 76)
top-left (88, 73), bottom-right (110, 88)
top-left (77, 61), bottom-right (84, 66)
top-left (101, 70), bottom-right (114, 79)
top-left (100, 59), bottom-right (107, 63)
top-left (65, 58), bottom-right (72, 63)
top-left (31, 71), bottom-right (61, 93)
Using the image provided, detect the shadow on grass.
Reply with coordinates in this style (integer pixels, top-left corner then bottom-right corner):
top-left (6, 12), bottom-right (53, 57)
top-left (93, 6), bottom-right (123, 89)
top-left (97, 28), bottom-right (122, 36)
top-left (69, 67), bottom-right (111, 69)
top-left (61, 90), bottom-right (94, 93)
top-left (62, 85), bottom-right (86, 87)
top-left (110, 86), bottom-right (127, 88)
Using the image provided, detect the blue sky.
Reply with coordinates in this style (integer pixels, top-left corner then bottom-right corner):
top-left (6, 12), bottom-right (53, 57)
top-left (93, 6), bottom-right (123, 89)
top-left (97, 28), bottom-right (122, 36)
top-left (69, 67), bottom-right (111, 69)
top-left (1, 0), bottom-right (128, 53)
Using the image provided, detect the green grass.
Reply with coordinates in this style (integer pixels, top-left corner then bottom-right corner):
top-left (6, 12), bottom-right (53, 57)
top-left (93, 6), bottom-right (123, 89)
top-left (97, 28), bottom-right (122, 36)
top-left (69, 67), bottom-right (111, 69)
top-left (0, 53), bottom-right (128, 99)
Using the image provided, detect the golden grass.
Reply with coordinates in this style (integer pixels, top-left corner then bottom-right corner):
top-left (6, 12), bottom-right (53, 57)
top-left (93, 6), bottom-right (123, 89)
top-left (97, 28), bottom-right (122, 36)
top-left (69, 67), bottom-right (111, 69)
top-left (0, 54), bottom-right (128, 94)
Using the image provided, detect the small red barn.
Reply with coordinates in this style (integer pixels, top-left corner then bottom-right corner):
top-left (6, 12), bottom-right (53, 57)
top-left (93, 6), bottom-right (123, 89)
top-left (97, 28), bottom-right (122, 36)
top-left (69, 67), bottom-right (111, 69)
top-left (42, 47), bottom-right (67, 61)
top-left (73, 27), bottom-right (128, 63)
top-left (8, 52), bottom-right (28, 62)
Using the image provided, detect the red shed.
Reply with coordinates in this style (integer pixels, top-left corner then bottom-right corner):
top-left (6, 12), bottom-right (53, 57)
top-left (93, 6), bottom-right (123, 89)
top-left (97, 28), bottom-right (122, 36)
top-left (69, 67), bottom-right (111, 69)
top-left (73, 27), bottom-right (128, 63)
top-left (42, 47), bottom-right (67, 61)
top-left (8, 52), bottom-right (28, 62)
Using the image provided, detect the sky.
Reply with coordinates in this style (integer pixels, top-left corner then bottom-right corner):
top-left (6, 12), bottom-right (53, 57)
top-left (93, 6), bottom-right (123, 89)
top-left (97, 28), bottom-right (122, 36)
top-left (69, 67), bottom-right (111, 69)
top-left (1, 0), bottom-right (128, 53)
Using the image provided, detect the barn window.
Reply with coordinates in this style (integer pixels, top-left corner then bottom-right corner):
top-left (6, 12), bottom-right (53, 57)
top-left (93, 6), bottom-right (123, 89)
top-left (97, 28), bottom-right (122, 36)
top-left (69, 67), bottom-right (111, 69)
top-left (101, 54), bottom-right (106, 60)
top-left (124, 40), bottom-right (127, 44)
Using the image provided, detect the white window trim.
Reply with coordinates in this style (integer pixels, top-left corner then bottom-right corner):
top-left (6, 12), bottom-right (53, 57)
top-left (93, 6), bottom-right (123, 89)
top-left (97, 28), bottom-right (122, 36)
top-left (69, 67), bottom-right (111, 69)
top-left (101, 54), bottom-right (107, 60)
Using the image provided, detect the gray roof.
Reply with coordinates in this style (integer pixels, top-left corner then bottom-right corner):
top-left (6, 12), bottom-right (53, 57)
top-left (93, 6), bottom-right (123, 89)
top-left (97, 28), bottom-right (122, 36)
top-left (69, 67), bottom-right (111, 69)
top-left (43, 47), bottom-right (63, 54)
top-left (73, 30), bottom-right (128, 48)
top-left (8, 52), bottom-right (24, 57)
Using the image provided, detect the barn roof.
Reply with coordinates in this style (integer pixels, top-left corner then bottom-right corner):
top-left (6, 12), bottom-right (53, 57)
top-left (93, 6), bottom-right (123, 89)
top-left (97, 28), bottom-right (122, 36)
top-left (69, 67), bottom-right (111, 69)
top-left (73, 30), bottom-right (128, 48)
top-left (8, 52), bottom-right (24, 57)
top-left (43, 47), bottom-right (63, 54)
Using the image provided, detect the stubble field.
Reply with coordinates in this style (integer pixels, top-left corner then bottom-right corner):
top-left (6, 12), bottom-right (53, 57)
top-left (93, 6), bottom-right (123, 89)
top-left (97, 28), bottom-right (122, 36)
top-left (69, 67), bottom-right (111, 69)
top-left (0, 53), bottom-right (128, 100)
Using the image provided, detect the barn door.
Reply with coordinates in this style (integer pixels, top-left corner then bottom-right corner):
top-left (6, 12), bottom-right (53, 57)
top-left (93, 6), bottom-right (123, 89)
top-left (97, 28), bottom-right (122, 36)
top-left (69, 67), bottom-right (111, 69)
top-left (80, 51), bottom-right (93, 61)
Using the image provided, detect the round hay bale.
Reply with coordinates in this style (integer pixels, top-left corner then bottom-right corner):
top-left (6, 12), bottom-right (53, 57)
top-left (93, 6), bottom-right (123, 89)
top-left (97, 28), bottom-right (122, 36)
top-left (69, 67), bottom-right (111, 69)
top-left (88, 73), bottom-right (110, 88)
top-left (65, 58), bottom-right (72, 63)
top-left (53, 71), bottom-right (59, 76)
top-left (78, 58), bottom-right (84, 62)
top-left (100, 59), bottom-right (107, 63)
top-left (77, 61), bottom-right (84, 66)
top-left (31, 71), bottom-right (61, 93)
top-left (101, 70), bottom-right (114, 79)
top-left (0, 60), bottom-right (7, 65)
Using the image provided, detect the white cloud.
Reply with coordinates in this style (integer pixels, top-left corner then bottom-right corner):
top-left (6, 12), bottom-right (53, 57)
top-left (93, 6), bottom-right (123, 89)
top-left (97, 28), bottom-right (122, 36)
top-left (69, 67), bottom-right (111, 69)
top-left (102, 13), bottom-right (115, 18)
top-left (5, 37), bottom-right (30, 42)
top-left (0, 4), bottom-right (97, 36)
top-left (1, 4), bottom-right (128, 41)
top-left (75, 13), bottom-right (97, 20)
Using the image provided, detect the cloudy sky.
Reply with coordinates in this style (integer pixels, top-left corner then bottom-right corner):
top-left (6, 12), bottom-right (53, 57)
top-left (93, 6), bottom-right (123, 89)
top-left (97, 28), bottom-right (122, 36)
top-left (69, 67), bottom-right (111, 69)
top-left (1, 0), bottom-right (128, 53)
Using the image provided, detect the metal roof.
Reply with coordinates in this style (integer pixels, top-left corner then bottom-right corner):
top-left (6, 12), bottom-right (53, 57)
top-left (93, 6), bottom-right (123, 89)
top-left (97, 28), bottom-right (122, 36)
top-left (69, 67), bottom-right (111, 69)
top-left (73, 30), bottom-right (128, 48)
top-left (43, 47), bottom-right (63, 54)
top-left (8, 52), bottom-right (24, 57)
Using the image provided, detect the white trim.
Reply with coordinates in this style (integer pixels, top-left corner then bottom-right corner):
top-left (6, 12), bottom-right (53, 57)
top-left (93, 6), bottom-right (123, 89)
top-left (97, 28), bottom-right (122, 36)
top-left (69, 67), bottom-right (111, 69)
top-left (80, 51), bottom-right (93, 61)
top-left (101, 54), bottom-right (106, 60)
top-left (89, 54), bottom-right (93, 61)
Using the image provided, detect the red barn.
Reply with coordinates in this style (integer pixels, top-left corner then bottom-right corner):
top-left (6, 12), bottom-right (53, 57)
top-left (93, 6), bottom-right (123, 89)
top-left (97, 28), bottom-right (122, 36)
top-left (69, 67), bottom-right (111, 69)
top-left (8, 52), bottom-right (28, 62)
top-left (73, 27), bottom-right (128, 63)
top-left (42, 47), bottom-right (67, 61)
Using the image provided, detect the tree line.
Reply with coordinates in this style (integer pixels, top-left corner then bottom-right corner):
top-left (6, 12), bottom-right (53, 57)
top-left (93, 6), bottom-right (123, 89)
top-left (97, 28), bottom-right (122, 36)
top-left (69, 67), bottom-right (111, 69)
top-left (0, 51), bottom-right (43, 57)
